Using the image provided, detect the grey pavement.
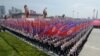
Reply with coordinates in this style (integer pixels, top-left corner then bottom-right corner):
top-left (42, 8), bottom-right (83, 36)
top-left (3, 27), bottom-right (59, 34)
top-left (79, 28), bottom-right (100, 56)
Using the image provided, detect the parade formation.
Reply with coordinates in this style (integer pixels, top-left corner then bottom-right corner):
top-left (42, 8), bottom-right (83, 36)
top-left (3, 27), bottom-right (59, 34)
top-left (0, 4), bottom-right (97, 56)
top-left (0, 17), bottom-right (93, 56)
top-left (0, 0), bottom-right (100, 55)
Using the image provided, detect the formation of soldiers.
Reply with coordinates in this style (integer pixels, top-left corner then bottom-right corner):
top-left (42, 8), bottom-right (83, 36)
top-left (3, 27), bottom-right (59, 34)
top-left (0, 20), bottom-right (5, 32)
top-left (0, 18), bottom-right (93, 56)
top-left (0, 4), bottom-right (97, 56)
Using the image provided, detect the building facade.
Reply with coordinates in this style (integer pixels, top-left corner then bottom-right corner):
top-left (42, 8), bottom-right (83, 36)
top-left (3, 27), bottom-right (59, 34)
top-left (0, 5), bottom-right (5, 19)
top-left (9, 7), bottom-right (22, 17)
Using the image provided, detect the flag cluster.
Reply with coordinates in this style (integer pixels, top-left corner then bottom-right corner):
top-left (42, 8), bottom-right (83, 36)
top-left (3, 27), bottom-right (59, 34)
top-left (1, 18), bottom-right (92, 39)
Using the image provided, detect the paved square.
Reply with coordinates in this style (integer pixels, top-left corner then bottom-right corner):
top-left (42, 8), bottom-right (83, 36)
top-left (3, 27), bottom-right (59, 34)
top-left (79, 28), bottom-right (100, 56)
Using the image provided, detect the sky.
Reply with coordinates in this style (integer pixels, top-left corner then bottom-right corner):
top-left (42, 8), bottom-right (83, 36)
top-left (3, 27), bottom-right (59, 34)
top-left (0, 0), bottom-right (100, 18)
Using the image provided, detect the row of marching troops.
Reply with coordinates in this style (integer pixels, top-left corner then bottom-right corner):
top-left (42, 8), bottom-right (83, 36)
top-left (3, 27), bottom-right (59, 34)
top-left (0, 18), bottom-right (93, 56)
top-left (0, 19), bottom-right (6, 32)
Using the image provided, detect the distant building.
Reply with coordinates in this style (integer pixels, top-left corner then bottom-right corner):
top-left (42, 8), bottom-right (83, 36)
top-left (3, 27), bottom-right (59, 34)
top-left (9, 7), bottom-right (22, 17)
top-left (30, 10), bottom-right (36, 14)
top-left (9, 7), bottom-right (43, 18)
top-left (0, 5), bottom-right (5, 19)
top-left (12, 13), bottom-right (43, 18)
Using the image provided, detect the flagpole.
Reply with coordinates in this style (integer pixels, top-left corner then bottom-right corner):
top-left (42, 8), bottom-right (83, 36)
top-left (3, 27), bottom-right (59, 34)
top-left (92, 9), bottom-right (95, 19)
top-left (72, 10), bottom-right (74, 18)
top-left (96, 10), bottom-right (98, 19)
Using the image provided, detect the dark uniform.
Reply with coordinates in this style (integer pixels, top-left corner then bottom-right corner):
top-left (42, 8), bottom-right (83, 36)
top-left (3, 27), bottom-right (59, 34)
top-left (0, 24), bottom-right (1, 32)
